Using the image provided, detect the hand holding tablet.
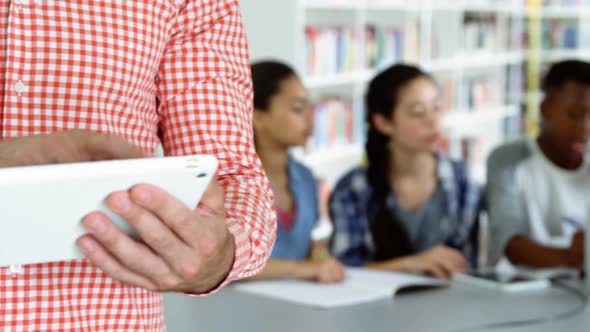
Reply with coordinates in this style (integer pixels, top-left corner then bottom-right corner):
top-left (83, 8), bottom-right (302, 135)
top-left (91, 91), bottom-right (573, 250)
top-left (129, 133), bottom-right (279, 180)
top-left (0, 155), bottom-right (218, 267)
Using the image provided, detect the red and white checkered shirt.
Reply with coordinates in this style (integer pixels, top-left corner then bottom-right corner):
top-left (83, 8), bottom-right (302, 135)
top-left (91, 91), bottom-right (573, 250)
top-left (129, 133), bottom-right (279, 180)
top-left (0, 0), bottom-right (276, 331)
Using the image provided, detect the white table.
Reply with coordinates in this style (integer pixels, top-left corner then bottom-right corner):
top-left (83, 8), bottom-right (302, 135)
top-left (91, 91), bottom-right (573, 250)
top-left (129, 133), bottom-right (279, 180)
top-left (163, 280), bottom-right (589, 332)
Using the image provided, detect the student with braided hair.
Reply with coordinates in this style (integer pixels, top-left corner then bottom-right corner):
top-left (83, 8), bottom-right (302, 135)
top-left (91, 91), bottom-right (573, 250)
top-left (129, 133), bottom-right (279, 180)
top-left (330, 64), bottom-right (482, 279)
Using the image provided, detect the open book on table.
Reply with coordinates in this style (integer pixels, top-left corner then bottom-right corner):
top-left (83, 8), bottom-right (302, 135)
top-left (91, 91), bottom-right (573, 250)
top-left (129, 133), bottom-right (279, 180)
top-left (232, 268), bottom-right (447, 309)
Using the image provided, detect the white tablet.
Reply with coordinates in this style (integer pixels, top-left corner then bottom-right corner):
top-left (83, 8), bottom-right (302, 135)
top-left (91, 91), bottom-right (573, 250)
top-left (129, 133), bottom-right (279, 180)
top-left (453, 268), bottom-right (551, 293)
top-left (0, 155), bottom-right (218, 266)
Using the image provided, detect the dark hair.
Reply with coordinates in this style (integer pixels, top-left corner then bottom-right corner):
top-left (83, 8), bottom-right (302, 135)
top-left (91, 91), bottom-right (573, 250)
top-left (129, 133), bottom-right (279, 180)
top-left (542, 60), bottom-right (590, 96)
top-left (365, 64), bottom-right (432, 203)
top-left (251, 61), bottom-right (298, 111)
top-left (365, 64), bottom-right (434, 261)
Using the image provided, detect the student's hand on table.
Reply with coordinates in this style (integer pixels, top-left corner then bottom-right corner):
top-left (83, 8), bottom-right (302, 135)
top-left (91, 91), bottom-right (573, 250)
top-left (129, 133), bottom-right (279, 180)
top-left (0, 130), bottom-right (144, 167)
top-left (305, 257), bottom-right (346, 283)
top-left (567, 231), bottom-right (585, 271)
top-left (77, 179), bottom-right (236, 294)
top-left (403, 245), bottom-right (467, 279)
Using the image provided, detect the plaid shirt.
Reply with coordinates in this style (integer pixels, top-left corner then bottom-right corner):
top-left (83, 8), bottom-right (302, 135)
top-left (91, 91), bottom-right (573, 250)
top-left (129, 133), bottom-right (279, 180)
top-left (329, 154), bottom-right (481, 268)
top-left (0, 1), bottom-right (276, 331)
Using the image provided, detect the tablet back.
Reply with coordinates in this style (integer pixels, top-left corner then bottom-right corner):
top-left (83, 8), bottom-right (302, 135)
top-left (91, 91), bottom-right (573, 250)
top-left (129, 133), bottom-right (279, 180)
top-left (0, 155), bottom-right (218, 266)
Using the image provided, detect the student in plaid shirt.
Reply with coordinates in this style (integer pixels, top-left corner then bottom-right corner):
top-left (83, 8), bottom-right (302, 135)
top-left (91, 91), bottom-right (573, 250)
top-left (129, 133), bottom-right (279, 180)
top-left (0, 1), bottom-right (276, 331)
top-left (329, 64), bottom-right (482, 279)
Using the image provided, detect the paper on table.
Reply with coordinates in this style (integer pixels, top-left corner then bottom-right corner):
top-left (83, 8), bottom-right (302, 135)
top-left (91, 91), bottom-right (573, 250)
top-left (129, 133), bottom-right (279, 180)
top-left (233, 268), bottom-right (447, 309)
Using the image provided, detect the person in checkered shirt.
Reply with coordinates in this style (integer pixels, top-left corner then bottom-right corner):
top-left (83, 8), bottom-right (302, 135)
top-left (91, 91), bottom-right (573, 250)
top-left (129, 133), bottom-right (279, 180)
top-left (0, 1), bottom-right (276, 331)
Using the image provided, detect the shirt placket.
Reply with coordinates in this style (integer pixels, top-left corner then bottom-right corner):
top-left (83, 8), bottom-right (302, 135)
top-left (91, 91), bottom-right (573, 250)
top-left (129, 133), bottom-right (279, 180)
top-left (4, 0), bottom-right (35, 327)
top-left (0, 1), bottom-right (10, 137)
top-left (3, 0), bottom-right (29, 139)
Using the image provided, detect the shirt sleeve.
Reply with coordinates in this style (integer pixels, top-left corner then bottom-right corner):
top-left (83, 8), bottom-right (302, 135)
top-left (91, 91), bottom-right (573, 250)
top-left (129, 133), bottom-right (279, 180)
top-left (458, 168), bottom-right (482, 268)
top-left (156, 0), bottom-right (276, 292)
top-left (486, 145), bottom-right (529, 264)
top-left (329, 173), bottom-right (371, 267)
top-left (461, 178), bottom-right (483, 267)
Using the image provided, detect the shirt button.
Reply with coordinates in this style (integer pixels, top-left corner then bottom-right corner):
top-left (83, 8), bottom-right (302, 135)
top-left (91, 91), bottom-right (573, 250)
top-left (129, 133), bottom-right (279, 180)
top-left (14, 0), bottom-right (23, 9)
top-left (13, 80), bottom-right (25, 94)
top-left (8, 264), bottom-right (23, 277)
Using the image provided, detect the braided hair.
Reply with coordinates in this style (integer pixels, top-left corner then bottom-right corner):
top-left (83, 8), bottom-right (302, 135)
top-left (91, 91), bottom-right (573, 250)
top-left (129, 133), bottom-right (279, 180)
top-left (365, 64), bottom-right (434, 260)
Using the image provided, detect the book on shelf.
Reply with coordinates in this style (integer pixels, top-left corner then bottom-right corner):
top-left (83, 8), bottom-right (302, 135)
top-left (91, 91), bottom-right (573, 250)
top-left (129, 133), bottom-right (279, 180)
top-left (365, 19), bottom-right (420, 69)
top-left (541, 19), bottom-right (582, 49)
top-left (440, 78), bottom-right (457, 113)
top-left (538, 0), bottom-right (590, 7)
top-left (430, 16), bottom-right (455, 61)
top-left (365, 25), bottom-right (404, 69)
top-left (460, 75), bottom-right (504, 111)
top-left (505, 64), bottom-right (525, 104)
top-left (463, 14), bottom-right (500, 52)
top-left (308, 97), bottom-right (356, 150)
top-left (403, 19), bottom-right (421, 63)
top-left (233, 268), bottom-right (447, 309)
top-left (502, 106), bottom-right (526, 140)
top-left (305, 26), bottom-right (361, 77)
top-left (507, 16), bottom-right (527, 51)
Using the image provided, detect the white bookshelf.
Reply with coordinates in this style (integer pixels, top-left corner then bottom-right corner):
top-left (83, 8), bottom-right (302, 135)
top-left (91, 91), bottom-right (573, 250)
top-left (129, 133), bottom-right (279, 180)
top-left (303, 0), bottom-right (364, 10)
top-left (241, 0), bottom-right (527, 183)
top-left (305, 71), bottom-right (369, 89)
top-left (522, 1), bottom-right (590, 135)
top-left (297, 143), bottom-right (365, 181)
top-left (443, 104), bottom-right (520, 133)
top-left (423, 50), bottom-right (526, 71)
top-left (530, 6), bottom-right (590, 18)
top-left (540, 49), bottom-right (590, 63)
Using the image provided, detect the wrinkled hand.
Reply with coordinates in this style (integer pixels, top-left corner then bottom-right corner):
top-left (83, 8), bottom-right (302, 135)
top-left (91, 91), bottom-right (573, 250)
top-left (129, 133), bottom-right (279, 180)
top-left (0, 130), bottom-right (144, 167)
top-left (403, 245), bottom-right (467, 279)
top-left (77, 180), bottom-right (235, 294)
top-left (305, 258), bottom-right (346, 283)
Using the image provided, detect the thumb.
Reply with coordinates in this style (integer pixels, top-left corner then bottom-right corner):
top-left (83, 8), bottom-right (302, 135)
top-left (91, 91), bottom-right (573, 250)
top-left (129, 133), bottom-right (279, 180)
top-left (196, 178), bottom-right (225, 215)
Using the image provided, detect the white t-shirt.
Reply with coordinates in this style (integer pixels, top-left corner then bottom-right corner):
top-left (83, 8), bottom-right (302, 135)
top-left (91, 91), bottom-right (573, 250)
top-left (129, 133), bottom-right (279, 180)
top-left (518, 140), bottom-right (590, 246)
top-left (487, 139), bottom-right (590, 262)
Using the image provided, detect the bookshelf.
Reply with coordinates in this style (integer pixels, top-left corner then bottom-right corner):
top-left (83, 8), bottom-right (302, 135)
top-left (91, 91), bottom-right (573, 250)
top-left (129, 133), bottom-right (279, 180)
top-left (240, 0), bottom-right (589, 185)
top-left (524, 0), bottom-right (590, 135)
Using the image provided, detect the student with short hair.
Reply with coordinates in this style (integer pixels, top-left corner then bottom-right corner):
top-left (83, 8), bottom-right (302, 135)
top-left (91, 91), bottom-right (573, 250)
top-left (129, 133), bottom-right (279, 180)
top-left (487, 60), bottom-right (590, 270)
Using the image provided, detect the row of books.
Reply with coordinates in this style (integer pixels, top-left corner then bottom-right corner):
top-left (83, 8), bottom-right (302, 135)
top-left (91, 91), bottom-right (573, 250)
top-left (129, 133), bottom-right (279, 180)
top-left (308, 97), bottom-right (363, 150)
top-left (307, 103), bottom-right (524, 182)
top-left (461, 75), bottom-right (505, 110)
top-left (505, 64), bottom-right (526, 104)
top-left (307, 20), bottom-right (512, 78)
top-left (454, 107), bottom-right (523, 169)
top-left (305, 24), bottom-right (420, 77)
top-left (307, 76), bottom-right (513, 152)
top-left (463, 15), bottom-right (500, 52)
top-left (365, 26), bottom-right (406, 69)
top-left (537, 0), bottom-right (590, 6)
top-left (540, 20), bottom-right (589, 49)
top-left (305, 27), bottom-right (362, 77)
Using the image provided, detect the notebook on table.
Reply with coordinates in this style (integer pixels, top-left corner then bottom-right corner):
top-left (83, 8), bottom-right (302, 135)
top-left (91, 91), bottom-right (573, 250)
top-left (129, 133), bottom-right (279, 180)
top-left (233, 268), bottom-right (447, 309)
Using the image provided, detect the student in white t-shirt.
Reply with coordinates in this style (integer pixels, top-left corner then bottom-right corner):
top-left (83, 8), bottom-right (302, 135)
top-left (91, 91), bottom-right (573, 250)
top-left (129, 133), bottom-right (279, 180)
top-left (487, 60), bottom-right (590, 270)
